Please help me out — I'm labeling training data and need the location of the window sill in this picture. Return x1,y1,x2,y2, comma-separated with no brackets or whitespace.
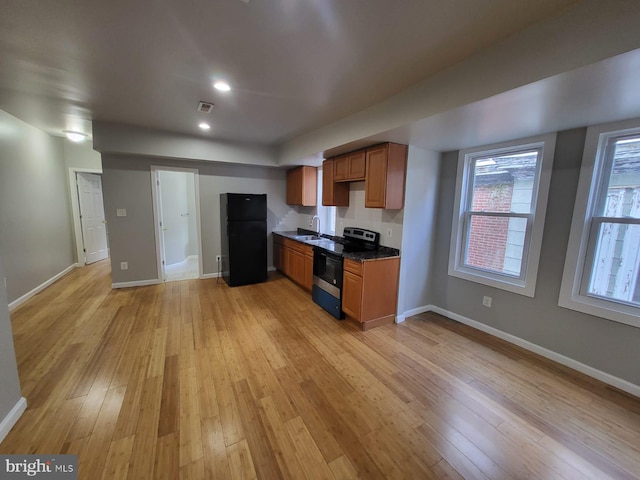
558,293,640,329
448,266,536,297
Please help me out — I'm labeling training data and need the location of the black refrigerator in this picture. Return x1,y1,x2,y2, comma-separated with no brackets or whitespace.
220,193,268,286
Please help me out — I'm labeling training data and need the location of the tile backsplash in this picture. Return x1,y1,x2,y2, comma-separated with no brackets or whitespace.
336,182,403,250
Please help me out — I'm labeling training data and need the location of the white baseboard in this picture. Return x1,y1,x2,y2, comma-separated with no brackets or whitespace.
8,264,77,311
111,279,161,289
201,272,220,279
202,266,275,280
396,305,431,324
0,397,27,444
405,304,640,399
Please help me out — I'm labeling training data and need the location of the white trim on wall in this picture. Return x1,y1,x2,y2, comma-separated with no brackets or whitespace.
0,397,27,444
201,273,221,279
202,266,277,280
401,304,640,399
111,279,161,289
8,264,77,311
68,167,104,266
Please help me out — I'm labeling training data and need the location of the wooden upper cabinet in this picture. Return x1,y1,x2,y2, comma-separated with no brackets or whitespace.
286,166,317,206
322,159,349,206
365,143,408,209
334,155,348,182
347,150,366,180
334,150,366,182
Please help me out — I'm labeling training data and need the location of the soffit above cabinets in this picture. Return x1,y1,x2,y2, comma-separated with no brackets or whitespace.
3,0,640,166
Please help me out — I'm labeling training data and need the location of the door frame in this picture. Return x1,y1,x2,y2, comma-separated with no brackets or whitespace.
150,166,203,281
68,167,104,266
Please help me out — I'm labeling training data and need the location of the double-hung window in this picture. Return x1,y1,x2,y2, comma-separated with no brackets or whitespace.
559,120,640,327
449,134,556,296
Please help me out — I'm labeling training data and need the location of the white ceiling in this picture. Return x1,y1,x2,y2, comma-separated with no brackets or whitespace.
0,0,640,163
0,0,577,146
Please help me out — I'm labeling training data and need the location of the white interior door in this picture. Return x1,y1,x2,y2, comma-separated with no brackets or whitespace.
77,172,108,264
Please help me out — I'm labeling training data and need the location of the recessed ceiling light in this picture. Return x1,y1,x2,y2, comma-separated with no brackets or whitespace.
213,81,231,92
199,122,211,130
63,130,87,142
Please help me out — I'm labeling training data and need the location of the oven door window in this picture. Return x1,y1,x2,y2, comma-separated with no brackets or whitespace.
314,250,343,288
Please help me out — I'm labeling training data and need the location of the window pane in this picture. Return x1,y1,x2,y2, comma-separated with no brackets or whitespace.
588,222,640,306
470,150,539,213
464,215,526,277
602,137,640,219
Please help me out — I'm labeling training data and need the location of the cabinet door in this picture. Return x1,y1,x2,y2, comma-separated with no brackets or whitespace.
283,247,293,277
342,271,363,321
334,155,348,181
303,254,313,291
365,145,388,208
273,241,283,271
322,159,349,206
286,168,302,205
292,250,305,285
347,151,366,180
287,166,317,206
300,167,317,206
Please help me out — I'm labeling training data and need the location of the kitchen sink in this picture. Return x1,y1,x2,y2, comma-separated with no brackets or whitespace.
293,234,323,241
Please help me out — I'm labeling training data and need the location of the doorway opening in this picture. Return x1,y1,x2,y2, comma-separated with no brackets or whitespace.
151,166,202,282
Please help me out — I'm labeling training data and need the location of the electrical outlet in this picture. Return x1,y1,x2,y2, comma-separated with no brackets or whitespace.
386,228,393,237
309,217,313,227
482,296,492,307
216,255,221,263
120,262,128,270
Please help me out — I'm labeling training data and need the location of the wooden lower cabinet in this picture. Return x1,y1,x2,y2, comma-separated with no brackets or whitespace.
274,235,314,291
303,253,313,291
342,270,363,319
342,256,400,330
273,237,284,272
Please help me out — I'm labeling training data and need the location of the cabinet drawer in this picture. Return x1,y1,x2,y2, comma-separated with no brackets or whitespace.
343,258,362,276
283,237,313,255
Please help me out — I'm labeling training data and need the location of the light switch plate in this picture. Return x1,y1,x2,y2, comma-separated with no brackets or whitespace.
116,208,127,217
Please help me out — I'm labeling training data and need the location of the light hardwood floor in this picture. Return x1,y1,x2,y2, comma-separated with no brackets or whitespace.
2,260,640,479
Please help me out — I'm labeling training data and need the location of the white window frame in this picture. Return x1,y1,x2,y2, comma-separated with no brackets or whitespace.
559,119,640,328
448,133,556,297
316,167,336,235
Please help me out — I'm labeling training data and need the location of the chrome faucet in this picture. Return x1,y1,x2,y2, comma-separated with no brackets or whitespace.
311,215,321,234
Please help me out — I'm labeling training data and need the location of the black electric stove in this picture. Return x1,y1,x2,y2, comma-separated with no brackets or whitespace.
311,227,380,319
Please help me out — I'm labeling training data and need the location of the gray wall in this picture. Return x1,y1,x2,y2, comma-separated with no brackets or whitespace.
0,258,23,430
398,146,440,317
63,141,102,170
102,155,301,284
430,128,640,385
0,110,75,303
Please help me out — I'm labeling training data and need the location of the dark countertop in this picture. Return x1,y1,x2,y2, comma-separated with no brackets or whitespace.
272,229,399,261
